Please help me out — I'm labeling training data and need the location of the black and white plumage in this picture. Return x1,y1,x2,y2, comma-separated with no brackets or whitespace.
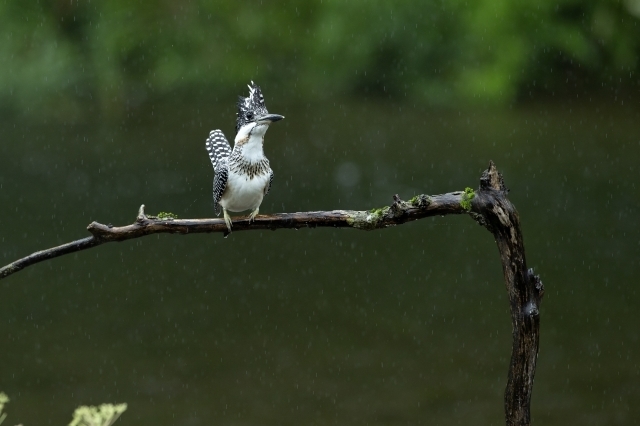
235,83,269,134
205,81,284,232
205,129,232,171
205,130,231,216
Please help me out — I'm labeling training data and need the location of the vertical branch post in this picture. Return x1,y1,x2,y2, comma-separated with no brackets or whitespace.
473,161,544,426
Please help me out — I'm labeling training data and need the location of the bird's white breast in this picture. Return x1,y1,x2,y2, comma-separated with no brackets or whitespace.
219,170,269,212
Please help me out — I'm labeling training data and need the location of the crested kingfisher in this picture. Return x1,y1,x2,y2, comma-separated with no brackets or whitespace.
205,81,284,232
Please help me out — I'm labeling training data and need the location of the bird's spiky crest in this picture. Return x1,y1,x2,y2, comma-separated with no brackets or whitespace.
236,81,269,133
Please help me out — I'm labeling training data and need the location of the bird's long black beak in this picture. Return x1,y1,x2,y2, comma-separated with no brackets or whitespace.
257,114,284,124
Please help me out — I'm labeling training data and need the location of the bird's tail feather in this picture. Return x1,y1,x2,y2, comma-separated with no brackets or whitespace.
205,129,232,170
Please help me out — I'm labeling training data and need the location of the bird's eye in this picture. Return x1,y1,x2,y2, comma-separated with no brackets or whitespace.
246,112,253,120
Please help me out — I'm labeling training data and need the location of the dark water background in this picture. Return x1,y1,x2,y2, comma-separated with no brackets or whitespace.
1,98,638,425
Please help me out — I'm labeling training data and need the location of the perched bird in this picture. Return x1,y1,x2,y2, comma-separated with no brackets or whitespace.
205,81,284,232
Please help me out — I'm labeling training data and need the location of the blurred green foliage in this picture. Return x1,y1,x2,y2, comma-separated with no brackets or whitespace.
0,0,638,117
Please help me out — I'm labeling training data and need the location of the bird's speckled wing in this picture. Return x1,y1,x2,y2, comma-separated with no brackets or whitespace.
265,170,274,195
212,163,228,216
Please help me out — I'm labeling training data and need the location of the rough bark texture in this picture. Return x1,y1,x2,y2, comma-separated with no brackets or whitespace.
0,162,543,426
472,161,544,426
0,192,466,279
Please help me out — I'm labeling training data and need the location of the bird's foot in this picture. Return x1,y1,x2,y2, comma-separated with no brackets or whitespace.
223,209,233,233
248,208,259,223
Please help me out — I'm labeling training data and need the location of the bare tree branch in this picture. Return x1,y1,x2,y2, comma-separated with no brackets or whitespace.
0,161,543,426
0,191,464,280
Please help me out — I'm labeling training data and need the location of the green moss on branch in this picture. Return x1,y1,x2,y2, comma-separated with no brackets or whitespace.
460,187,475,211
